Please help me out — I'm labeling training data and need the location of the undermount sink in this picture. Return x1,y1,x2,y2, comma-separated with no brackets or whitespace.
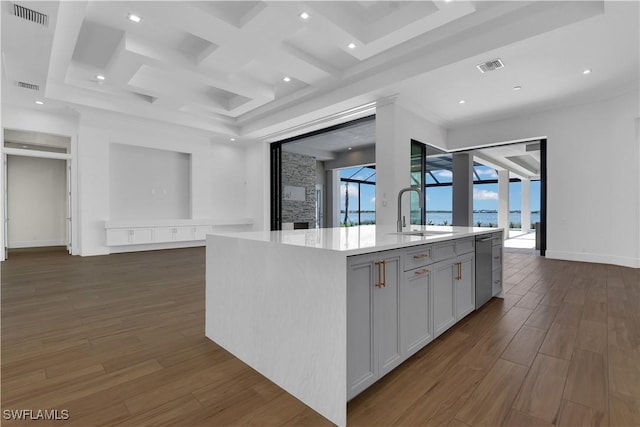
389,230,452,237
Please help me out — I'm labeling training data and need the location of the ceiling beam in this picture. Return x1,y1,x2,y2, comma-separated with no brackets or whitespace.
473,152,530,180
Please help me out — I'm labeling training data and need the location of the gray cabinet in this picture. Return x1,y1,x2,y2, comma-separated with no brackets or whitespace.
491,236,503,296
433,259,456,337
401,262,433,358
348,236,481,399
432,238,476,338
455,252,475,319
347,250,402,400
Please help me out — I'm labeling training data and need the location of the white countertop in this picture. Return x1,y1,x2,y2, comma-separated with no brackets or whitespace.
210,225,503,256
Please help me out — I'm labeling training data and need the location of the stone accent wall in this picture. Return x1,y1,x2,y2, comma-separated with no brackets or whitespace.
282,151,316,228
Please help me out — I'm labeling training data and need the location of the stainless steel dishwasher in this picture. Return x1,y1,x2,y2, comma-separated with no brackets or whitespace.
475,234,495,309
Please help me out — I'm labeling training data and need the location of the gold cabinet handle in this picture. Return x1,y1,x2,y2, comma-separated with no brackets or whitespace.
374,261,382,288
381,260,387,288
413,253,430,259
414,268,430,276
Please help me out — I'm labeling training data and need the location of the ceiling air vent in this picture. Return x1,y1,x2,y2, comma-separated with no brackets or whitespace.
13,3,48,26
476,58,504,74
17,81,40,91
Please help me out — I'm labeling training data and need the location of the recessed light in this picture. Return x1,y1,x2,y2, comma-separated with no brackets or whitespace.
299,12,310,20
35,101,44,105
230,138,236,142
347,147,353,151
348,43,356,49
513,85,522,91
583,69,592,75
283,76,291,82
127,13,141,23
96,74,105,81
458,100,466,104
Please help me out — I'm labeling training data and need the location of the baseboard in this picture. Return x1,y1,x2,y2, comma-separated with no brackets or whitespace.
79,248,110,257
8,240,66,249
108,240,205,254
545,250,640,269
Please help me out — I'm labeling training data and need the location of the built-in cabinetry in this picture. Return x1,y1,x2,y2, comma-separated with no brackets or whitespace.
104,219,253,246
401,246,434,358
475,231,504,309
491,235,503,296
347,249,403,400
347,236,475,400
432,238,476,338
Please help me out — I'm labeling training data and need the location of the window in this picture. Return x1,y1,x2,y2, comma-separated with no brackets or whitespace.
339,166,376,226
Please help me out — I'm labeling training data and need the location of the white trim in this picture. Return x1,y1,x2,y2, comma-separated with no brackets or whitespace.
8,240,66,249
545,250,640,269
2,147,71,160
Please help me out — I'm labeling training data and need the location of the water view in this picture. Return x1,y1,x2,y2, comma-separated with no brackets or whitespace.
340,211,541,228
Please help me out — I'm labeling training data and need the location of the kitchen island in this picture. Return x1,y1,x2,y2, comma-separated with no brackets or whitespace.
205,225,503,426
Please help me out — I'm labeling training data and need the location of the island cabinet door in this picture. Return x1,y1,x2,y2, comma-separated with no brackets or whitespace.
346,250,403,400
347,254,377,400
432,259,456,338
375,253,403,378
454,253,476,321
401,267,433,358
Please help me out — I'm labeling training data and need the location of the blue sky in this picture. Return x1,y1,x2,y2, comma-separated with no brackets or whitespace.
340,166,541,212
425,181,541,211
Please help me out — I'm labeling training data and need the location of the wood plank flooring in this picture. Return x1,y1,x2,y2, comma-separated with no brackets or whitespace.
1,247,638,426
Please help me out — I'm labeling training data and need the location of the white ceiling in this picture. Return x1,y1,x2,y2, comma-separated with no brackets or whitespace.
1,1,638,141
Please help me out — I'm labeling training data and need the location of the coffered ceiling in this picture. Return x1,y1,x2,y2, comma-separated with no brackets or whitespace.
2,1,638,141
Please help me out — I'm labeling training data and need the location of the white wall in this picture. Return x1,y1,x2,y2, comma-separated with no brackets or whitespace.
78,110,252,256
7,156,66,248
448,90,640,268
110,144,191,220
375,101,447,227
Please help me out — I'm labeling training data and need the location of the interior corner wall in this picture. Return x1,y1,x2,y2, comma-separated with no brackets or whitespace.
375,102,447,227
447,90,640,268
77,112,250,256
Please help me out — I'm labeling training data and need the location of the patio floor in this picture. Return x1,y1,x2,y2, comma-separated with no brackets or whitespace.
504,229,536,250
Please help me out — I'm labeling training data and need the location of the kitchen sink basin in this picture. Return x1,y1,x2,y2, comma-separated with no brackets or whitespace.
389,230,451,237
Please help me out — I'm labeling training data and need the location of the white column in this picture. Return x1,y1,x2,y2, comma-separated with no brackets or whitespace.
521,178,531,232
498,170,510,233
375,101,411,227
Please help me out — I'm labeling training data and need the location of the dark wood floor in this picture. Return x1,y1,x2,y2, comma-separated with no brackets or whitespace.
1,246,638,426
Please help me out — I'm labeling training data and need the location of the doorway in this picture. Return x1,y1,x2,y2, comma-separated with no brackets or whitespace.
2,130,72,259
270,115,375,230
410,138,547,256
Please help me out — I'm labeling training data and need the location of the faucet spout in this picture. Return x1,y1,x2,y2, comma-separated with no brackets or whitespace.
397,187,424,232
